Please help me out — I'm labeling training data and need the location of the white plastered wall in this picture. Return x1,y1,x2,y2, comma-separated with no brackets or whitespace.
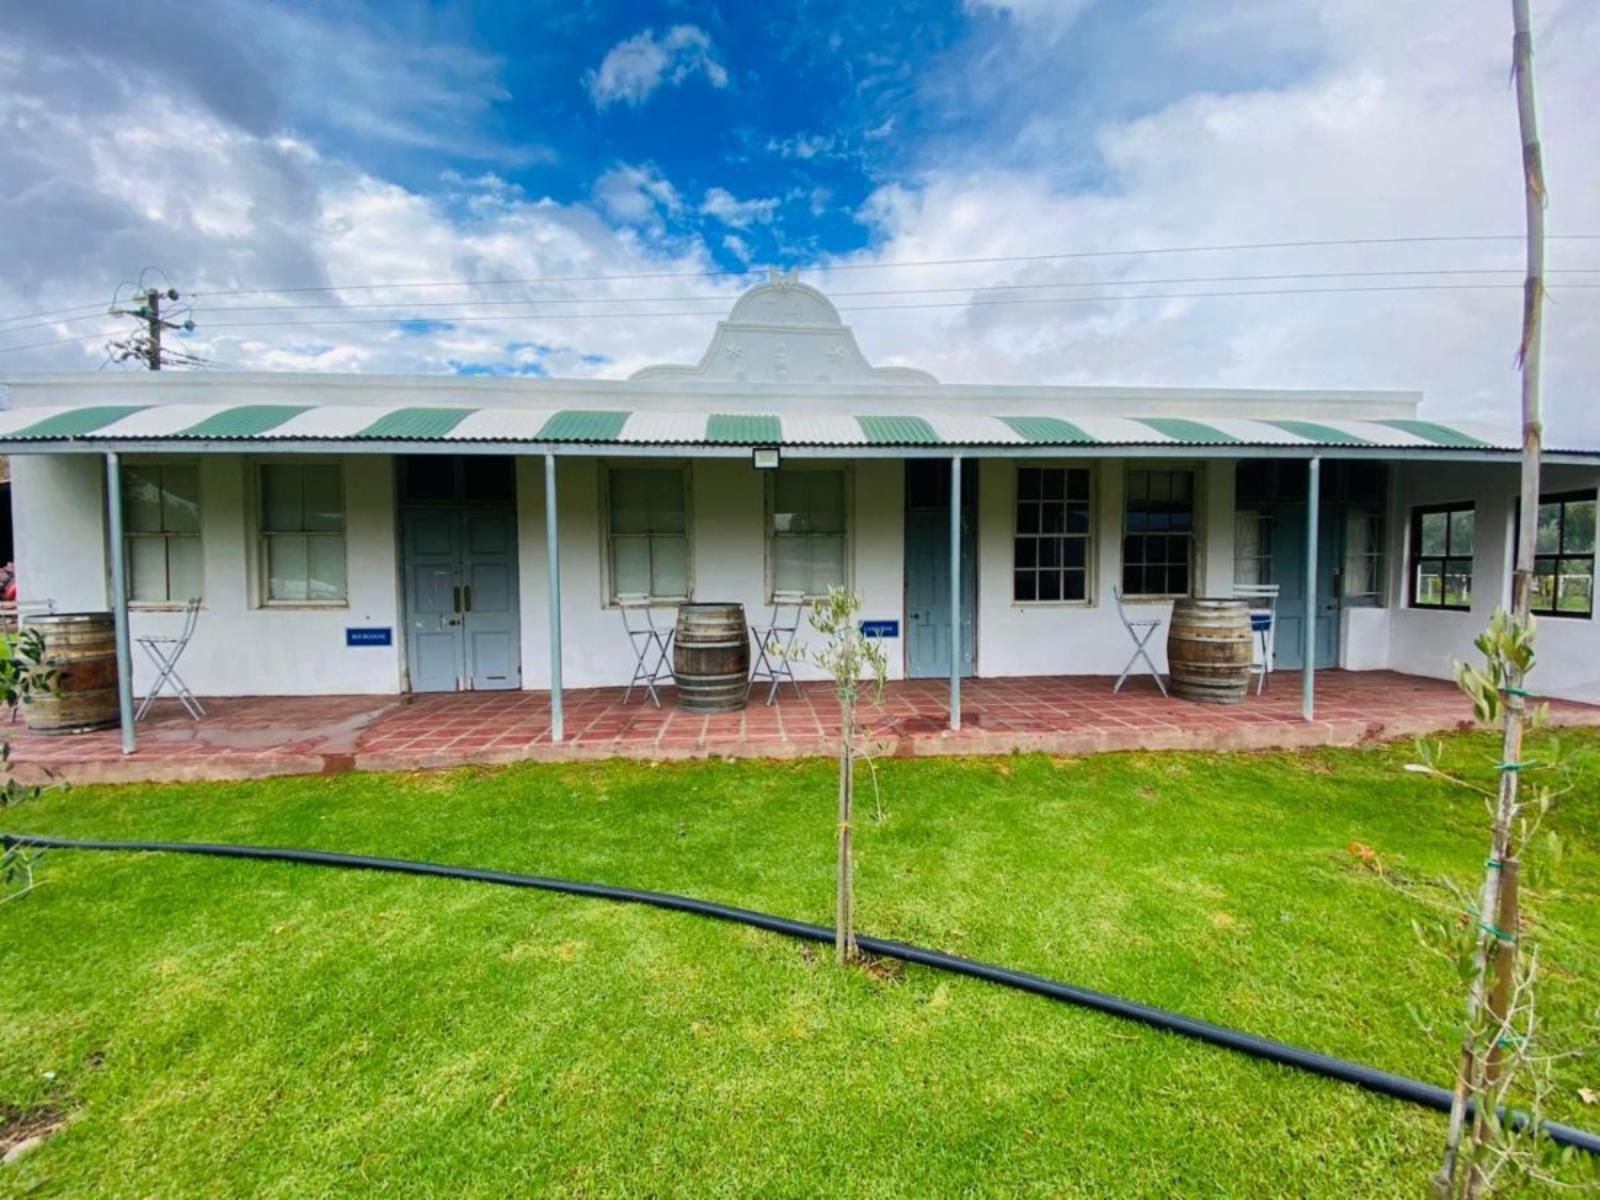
12,453,404,697
1385,460,1600,703
515,455,908,689
974,457,1230,677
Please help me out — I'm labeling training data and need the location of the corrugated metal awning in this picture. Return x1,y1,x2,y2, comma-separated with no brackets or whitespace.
0,404,1522,451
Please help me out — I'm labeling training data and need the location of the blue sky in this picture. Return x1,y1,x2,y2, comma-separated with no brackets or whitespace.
2,1,1599,439
279,1,1321,272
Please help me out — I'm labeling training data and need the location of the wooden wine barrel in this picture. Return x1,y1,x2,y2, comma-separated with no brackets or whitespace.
1166,598,1253,705
23,612,121,734
672,603,750,714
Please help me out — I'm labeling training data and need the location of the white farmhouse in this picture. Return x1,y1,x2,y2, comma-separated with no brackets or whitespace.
2,276,1596,748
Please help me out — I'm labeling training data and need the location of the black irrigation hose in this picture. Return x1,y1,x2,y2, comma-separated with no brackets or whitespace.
8,831,1599,1157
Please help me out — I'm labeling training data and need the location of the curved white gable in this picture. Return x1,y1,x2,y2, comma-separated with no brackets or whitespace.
630,270,937,385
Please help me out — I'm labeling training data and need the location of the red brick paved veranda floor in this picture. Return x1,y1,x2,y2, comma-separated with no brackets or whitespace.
9,670,1599,786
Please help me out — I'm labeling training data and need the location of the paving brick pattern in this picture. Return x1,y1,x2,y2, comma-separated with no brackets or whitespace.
8,670,1597,786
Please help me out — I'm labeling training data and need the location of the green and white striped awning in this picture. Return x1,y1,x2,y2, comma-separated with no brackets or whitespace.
0,404,1521,451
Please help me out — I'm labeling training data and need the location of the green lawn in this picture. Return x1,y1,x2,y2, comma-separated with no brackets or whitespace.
3,733,1599,1197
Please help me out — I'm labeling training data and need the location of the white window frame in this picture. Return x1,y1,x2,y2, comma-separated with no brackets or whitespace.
1011,461,1095,607
252,457,350,609
600,461,694,606
1121,463,1202,600
764,463,853,602
120,457,204,609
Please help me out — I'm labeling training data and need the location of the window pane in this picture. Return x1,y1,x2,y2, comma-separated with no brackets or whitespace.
1013,539,1036,569
1017,503,1040,534
1444,562,1472,607
1448,508,1475,555
1014,571,1036,602
123,467,164,533
168,536,203,602
612,536,651,596
302,465,343,533
1415,562,1442,606
1167,563,1189,596
1064,538,1087,569
1557,558,1593,614
1017,468,1041,501
811,534,846,591
306,535,347,602
1066,502,1090,534
1037,570,1061,601
128,538,170,602
1124,535,1145,566
809,472,846,533
774,537,808,594
1419,512,1448,556
1063,569,1087,601
1536,502,1562,554
1565,499,1595,553
1235,511,1261,559
267,535,310,602
1038,538,1061,568
162,465,201,533
1066,469,1089,501
261,465,302,533
1122,564,1144,595
1531,559,1557,612
650,535,688,597
1041,469,1065,501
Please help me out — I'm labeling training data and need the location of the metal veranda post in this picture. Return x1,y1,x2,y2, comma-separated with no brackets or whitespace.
104,452,137,753
949,453,962,731
544,453,564,743
1302,456,1321,722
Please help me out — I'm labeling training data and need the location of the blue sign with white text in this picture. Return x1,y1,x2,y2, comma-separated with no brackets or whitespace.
860,620,900,639
346,627,393,647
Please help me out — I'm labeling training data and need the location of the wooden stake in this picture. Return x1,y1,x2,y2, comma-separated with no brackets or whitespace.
836,685,856,966
1438,6,1545,1194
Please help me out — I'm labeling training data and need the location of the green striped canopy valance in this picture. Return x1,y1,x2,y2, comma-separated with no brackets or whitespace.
0,404,1515,451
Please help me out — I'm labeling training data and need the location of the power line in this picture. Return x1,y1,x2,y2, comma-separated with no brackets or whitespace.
7,279,1600,356
172,267,1600,318
6,232,1600,327
179,233,1600,300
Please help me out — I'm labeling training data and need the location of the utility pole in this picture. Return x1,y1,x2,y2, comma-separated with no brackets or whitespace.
107,278,195,371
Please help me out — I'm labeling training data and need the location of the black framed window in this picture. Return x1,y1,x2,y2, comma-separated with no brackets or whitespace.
1122,468,1194,597
1531,491,1595,618
1014,466,1091,602
1409,503,1474,610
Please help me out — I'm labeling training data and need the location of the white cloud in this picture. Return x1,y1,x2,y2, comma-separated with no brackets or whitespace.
699,187,778,229
767,133,836,160
0,47,741,379
963,0,1095,36
585,25,729,110
824,0,1600,444
722,234,753,263
592,163,682,227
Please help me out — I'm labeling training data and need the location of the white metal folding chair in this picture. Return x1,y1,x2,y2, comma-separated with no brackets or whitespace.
136,596,205,720
748,591,807,705
1112,586,1169,698
1234,583,1280,695
619,594,674,707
